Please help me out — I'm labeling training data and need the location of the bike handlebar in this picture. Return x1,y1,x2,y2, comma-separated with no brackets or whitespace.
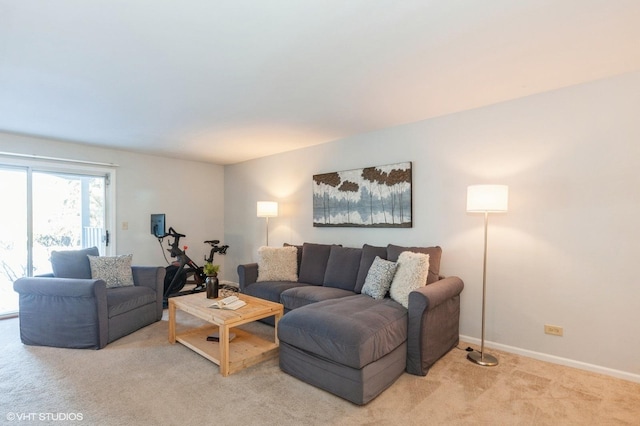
167,227,185,238
161,227,228,260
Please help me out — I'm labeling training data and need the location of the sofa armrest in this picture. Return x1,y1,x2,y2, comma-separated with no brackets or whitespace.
13,277,109,349
406,276,464,376
132,266,166,320
14,277,107,298
36,273,55,278
237,263,259,293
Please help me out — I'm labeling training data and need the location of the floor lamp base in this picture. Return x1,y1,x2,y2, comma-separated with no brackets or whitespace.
467,351,498,366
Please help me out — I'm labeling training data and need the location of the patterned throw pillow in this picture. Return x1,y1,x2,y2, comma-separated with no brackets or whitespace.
87,254,135,288
257,246,298,282
361,256,398,300
389,251,430,308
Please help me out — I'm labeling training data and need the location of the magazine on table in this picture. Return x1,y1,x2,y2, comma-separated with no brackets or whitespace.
209,295,246,310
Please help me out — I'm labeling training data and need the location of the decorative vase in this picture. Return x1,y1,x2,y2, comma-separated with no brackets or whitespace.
206,274,219,299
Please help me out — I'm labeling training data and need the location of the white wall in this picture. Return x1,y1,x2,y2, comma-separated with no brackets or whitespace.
0,133,228,277
224,71,640,379
3,70,637,379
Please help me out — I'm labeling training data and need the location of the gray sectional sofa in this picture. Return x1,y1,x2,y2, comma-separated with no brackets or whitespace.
238,242,464,405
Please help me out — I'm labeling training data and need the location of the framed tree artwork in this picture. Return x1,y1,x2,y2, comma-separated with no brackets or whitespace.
313,162,412,228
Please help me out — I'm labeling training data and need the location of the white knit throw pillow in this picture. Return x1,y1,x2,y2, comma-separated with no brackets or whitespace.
389,251,430,308
257,246,298,282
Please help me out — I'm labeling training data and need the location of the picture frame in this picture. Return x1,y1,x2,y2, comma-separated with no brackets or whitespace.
313,162,412,228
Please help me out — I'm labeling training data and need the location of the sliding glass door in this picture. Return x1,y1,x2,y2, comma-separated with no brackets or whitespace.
32,171,107,275
0,162,113,316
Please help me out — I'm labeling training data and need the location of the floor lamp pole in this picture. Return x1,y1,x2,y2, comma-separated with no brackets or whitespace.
265,217,270,246
257,201,278,247
468,211,499,366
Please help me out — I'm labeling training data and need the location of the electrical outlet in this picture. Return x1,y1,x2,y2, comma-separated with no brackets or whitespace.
122,221,129,230
544,324,563,336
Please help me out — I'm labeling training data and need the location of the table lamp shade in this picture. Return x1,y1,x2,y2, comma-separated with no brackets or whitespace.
467,185,508,213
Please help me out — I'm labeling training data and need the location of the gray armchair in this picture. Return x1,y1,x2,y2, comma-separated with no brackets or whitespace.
13,247,165,349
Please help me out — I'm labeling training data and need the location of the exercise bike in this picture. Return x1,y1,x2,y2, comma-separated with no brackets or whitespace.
160,227,228,306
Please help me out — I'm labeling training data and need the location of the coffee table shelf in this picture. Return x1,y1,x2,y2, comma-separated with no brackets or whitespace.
169,293,283,376
175,325,279,375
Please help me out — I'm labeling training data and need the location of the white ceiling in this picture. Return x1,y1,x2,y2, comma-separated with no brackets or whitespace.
1,0,639,165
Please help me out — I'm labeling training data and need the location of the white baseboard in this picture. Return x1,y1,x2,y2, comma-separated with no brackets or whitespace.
459,335,640,384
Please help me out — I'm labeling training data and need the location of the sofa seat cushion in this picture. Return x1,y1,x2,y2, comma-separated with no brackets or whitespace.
280,286,355,310
107,286,156,318
243,281,310,304
278,295,407,369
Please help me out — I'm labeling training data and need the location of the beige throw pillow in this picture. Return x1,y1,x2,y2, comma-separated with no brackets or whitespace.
257,246,298,282
389,251,430,308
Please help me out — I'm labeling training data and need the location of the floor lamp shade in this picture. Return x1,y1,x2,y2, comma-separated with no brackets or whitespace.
466,184,508,367
257,201,278,218
257,201,278,246
467,185,508,213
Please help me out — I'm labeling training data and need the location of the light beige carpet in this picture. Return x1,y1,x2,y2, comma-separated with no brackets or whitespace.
1,312,638,425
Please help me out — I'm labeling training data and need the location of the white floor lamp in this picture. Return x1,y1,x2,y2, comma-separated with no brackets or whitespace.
466,184,508,367
257,201,278,246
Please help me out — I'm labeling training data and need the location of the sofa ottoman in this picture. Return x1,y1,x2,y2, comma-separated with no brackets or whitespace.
278,294,408,405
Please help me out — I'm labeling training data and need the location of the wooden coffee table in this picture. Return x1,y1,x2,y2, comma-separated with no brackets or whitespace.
168,292,283,376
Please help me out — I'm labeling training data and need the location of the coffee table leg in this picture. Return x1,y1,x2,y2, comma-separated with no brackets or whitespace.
219,325,230,376
274,311,282,345
168,300,176,344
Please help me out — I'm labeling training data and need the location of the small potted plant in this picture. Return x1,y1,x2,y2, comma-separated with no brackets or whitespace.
203,262,220,277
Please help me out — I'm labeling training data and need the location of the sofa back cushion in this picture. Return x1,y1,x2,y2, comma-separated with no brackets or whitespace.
298,243,336,285
323,246,362,291
354,244,388,293
283,243,303,275
51,246,100,279
387,244,442,284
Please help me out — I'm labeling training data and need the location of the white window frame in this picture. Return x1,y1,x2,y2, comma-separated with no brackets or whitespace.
0,156,117,273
